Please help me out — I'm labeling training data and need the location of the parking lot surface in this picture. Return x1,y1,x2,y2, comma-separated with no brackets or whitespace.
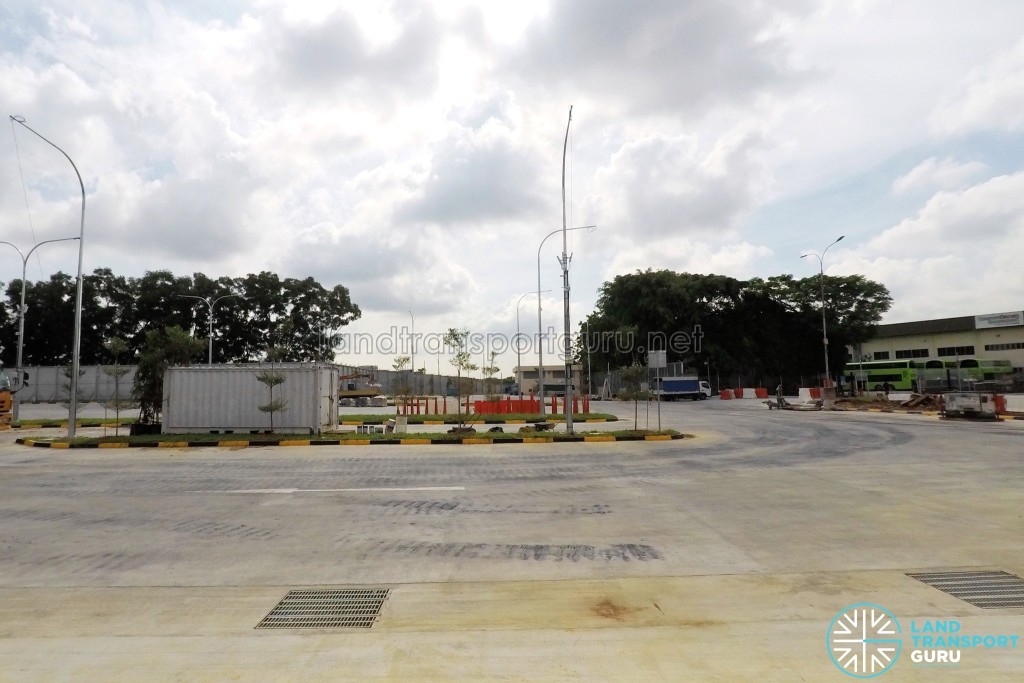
1,399,1022,681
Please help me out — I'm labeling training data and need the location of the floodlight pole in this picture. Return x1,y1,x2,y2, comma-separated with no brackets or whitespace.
10,115,86,437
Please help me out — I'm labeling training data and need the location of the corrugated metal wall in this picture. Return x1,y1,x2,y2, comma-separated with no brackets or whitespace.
13,365,138,403
162,364,338,434
13,363,491,403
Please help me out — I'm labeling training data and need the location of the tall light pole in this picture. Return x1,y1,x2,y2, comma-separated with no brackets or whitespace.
178,294,242,365
0,237,80,421
408,310,415,396
10,115,86,437
537,224,595,416
516,290,549,392
801,235,845,391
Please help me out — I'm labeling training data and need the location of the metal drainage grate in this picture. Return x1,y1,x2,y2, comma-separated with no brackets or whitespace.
907,570,1024,609
256,588,390,629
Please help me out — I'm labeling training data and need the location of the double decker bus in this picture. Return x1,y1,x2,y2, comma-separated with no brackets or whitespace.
846,358,1014,393
844,360,920,391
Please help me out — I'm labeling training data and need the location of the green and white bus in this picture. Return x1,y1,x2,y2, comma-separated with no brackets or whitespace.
844,360,921,391
845,358,1014,392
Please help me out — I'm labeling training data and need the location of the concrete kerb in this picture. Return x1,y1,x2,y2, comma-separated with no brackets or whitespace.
15,433,692,449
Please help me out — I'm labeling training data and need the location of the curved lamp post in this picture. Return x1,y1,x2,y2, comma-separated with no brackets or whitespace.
0,237,81,421
801,235,845,390
537,225,595,416
10,115,86,437
178,294,243,365
516,290,549,392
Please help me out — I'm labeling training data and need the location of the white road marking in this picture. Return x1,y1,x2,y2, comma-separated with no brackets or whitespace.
192,486,466,494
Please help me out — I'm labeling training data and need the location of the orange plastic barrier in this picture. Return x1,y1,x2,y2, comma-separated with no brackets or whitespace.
809,387,821,399
994,394,1007,414
720,390,733,400
755,388,768,399
733,388,744,398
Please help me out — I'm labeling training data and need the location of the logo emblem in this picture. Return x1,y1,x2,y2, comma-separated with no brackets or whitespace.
827,603,902,678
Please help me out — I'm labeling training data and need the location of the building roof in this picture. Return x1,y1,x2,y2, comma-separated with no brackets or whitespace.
874,310,1024,338
875,316,976,338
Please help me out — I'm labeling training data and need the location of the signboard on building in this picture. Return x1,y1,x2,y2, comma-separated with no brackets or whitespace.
648,350,667,369
974,311,1024,329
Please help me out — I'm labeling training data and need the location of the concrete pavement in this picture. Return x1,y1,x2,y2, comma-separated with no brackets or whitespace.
1,399,1022,680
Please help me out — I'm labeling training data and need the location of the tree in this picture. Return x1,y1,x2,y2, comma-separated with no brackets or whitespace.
392,355,411,410
102,337,137,435
256,348,288,432
443,328,478,430
618,364,650,431
581,269,892,387
481,350,501,400
133,326,206,424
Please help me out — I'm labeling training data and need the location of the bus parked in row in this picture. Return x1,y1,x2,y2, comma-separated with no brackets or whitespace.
843,358,1014,392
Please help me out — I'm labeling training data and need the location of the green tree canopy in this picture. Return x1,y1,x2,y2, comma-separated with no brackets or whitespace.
0,268,361,366
579,269,892,385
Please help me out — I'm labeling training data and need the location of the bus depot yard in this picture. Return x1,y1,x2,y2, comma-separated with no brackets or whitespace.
2,395,1024,681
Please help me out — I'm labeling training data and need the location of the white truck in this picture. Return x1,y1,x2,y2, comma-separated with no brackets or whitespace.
654,375,713,401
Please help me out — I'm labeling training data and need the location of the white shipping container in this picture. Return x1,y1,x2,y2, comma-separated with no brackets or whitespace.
162,364,339,434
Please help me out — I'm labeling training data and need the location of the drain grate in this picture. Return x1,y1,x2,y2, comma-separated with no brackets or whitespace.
907,571,1024,609
256,588,390,629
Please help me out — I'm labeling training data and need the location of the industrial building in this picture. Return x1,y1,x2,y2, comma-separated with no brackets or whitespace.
848,310,1024,373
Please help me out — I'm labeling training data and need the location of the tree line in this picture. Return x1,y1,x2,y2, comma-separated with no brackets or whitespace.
0,268,361,366
578,270,892,388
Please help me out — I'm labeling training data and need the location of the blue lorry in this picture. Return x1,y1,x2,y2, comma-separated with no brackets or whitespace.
655,376,713,401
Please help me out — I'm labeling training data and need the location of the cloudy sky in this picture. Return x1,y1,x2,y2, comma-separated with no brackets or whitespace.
3,0,1024,373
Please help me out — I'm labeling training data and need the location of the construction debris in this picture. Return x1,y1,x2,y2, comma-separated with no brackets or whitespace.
900,393,944,410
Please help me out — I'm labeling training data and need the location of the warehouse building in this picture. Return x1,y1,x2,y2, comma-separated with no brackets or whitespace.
848,310,1024,373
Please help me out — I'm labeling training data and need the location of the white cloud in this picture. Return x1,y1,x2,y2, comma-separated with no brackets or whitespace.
930,36,1024,134
891,157,987,195
836,172,1024,321
4,0,1024,373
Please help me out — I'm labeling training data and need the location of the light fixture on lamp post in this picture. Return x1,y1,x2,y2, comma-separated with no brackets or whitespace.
10,115,86,437
178,294,243,365
0,237,80,421
537,225,595,416
801,235,845,393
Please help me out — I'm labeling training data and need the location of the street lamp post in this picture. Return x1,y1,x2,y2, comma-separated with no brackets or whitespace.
178,294,242,365
10,115,86,437
516,290,549,392
0,237,81,421
537,225,595,416
801,235,845,393
408,310,415,396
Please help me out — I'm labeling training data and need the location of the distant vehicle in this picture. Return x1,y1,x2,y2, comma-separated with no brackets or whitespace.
338,372,383,398
655,376,712,401
0,366,11,430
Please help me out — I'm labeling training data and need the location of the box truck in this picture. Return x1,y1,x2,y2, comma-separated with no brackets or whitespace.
655,376,712,401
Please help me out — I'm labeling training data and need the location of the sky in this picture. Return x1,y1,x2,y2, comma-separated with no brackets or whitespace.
2,0,1024,375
